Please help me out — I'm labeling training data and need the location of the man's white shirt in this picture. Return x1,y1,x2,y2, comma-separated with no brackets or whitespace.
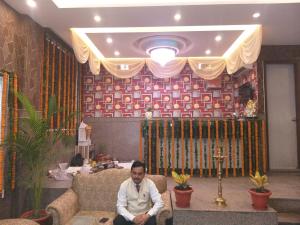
116,177,164,221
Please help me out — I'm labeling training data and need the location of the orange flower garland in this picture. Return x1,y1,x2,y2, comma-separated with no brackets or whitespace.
224,120,228,177
63,53,67,133
240,120,245,176
0,73,9,194
156,120,159,175
50,44,56,129
39,36,45,112
189,119,193,177
199,120,203,177
139,121,143,161
247,121,252,175
255,121,259,172
148,121,152,174
171,120,175,171
262,120,267,173
181,119,184,174
232,120,236,177
44,41,50,119
57,49,62,128
164,120,167,176
207,120,211,177
11,73,18,190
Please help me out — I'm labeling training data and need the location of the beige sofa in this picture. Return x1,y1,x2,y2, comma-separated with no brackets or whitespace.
46,168,173,225
0,219,39,225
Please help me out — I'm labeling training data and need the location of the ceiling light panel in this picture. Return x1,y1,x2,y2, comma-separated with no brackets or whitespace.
52,0,300,8
27,0,37,8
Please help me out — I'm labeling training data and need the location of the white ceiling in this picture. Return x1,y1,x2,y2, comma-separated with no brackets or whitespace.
4,0,300,58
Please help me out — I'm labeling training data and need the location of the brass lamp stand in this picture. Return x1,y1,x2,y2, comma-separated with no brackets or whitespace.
213,147,227,206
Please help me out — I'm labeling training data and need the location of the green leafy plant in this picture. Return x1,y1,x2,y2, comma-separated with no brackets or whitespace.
172,171,191,190
250,171,269,193
7,92,74,218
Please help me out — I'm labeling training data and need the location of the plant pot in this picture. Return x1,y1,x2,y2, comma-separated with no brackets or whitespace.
21,209,51,225
173,187,193,208
248,188,272,210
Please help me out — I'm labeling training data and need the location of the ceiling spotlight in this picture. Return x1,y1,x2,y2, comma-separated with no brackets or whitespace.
252,12,260,18
94,15,101,22
205,49,211,55
106,37,113,44
26,0,37,8
174,13,181,21
215,35,222,42
114,50,120,56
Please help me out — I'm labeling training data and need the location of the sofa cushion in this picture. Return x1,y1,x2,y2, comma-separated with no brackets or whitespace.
65,211,116,225
72,168,167,212
0,219,39,225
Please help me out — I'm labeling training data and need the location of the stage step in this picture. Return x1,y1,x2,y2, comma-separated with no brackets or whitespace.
269,198,300,214
278,212,300,225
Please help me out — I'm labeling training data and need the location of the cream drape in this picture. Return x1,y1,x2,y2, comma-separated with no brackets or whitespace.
71,29,90,64
71,25,262,79
101,58,145,78
89,51,101,75
226,26,262,74
188,57,226,80
146,58,187,78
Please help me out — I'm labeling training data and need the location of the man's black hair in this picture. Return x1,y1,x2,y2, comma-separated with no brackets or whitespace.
131,160,146,172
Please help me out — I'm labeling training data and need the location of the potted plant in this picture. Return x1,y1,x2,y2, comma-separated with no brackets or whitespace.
172,171,193,208
8,92,73,224
248,171,272,210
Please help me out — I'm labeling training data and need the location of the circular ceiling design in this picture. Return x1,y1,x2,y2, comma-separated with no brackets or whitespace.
133,35,192,57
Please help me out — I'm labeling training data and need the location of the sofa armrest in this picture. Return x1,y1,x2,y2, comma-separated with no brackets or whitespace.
157,190,173,225
0,219,39,225
46,189,79,225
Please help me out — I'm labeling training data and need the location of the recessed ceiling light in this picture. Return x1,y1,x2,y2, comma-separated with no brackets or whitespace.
114,51,120,56
106,37,113,44
26,0,37,8
252,12,260,18
205,49,211,55
174,13,181,21
215,35,222,42
94,15,101,22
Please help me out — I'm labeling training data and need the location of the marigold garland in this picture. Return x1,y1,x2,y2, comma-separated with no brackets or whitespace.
232,120,236,177
240,120,245,176
262,120,267,173
247,121,252,175
39,36,45,112
164,120,167,176
0,73,9,194
215,120,219,174
11,73,18,190
148,121,152,174
63,53,67,133
181,119,184,174
190,119,193,176
171,120,175,171
67,54,71,135
50,44,56,129
224,120,228,177
139,121,143,161
255,121,259,172
44,41,50,119
156,120,159,174
199,120,203,177
207,120,211,177
57,49,62,128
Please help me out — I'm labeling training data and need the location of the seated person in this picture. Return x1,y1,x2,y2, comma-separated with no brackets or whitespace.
113,161,164,225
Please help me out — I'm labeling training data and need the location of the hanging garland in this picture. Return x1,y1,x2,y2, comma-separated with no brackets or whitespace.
11,73,18,191
240,120,245,176
171,120,175,171
232,120,236,177
189,119,193,176
156,120,160,175
262,120,267,173
199,120,203,177
224,120,229,177
167,121,171,173
163,120,167,176
0,72,9,195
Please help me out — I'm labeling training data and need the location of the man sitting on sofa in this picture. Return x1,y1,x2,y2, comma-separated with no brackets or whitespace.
113,160,164,225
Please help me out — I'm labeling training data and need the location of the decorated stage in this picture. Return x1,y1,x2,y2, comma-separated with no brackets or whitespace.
167,172,300,225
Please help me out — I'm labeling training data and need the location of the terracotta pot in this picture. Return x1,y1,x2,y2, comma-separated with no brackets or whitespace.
173,187,193,208
21,209,51,225
248,188,272,210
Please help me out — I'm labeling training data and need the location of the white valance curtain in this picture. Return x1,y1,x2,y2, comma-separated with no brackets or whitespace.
71,25,262,80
